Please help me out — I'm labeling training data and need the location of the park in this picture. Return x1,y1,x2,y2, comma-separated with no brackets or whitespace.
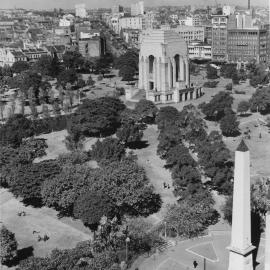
1,48,270,270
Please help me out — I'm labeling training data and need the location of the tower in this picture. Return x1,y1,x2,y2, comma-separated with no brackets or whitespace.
227,140,255,270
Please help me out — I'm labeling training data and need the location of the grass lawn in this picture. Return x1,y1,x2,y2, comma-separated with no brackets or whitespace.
0,189,92,262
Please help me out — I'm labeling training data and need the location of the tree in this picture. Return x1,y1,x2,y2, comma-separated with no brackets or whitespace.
115,50,138,71
164,197,219,238
222,196,233,224
57,69,78,87
119,65,136,82
90,137,126,162
12,61,30,74
225,83,232,91
156,106,179,130
87,75,95,87
0,114,34,147
206,64,218,79
62,51,84,69
42,104,50,118
94,160,162,217
32,55,53,77
41,165,94,214
220,63,237,79
249,87,270,114
73,190,117,230
157,125,182,158
200,91,234,121
0,226,18,265
19,71,42,100
52,101,61,116
232,72,240,85
134,99,158,123
68,97,125,138
172,165,202,196
220,110,239,137
58,151,89,166
9,160,61,205
249,64,269,87
116,120,143,146
237,100,250,115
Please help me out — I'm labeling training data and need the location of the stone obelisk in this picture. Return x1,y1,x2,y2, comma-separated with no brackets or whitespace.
265,212,270,270
228,140,255,270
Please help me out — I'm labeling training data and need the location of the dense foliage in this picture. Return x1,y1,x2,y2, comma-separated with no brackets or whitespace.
67,97,125,139
164,192,219,237
0,226,18,265
200,91,234,121
249,87,270,114
90,138,126,163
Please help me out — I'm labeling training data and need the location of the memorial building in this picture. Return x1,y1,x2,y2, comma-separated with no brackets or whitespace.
138,29,202,104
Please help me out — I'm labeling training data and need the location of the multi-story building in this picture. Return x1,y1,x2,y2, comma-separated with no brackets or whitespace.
211,14,236,62
203,25,213,44
131,1,144,16
172,25,205,44
0,48,27,67
119,16,144,32
112,5,124,14
223,6,235,16
77,28,106,58
227,27,268,66
188,41,212,60
75,4,87,18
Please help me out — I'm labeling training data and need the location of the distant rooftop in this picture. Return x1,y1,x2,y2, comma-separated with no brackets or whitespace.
236,139,249,152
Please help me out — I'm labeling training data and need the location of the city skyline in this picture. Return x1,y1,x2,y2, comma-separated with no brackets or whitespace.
1,0,268,10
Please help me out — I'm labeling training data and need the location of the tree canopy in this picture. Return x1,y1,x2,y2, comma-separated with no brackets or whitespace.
0,226,18,265
68,97,125,138
200,91,234,121
134,99,158,123
0,114,34,147
73,190,117,230
249,87,270,114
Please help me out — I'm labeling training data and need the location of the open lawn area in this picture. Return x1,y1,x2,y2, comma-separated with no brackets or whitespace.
0,188,92,269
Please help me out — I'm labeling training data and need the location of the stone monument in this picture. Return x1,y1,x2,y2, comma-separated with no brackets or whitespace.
138,29,202,104
228,140,255,270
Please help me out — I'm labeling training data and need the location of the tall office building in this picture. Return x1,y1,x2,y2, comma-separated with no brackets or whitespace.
75,4,87,18
131,1,144,16
211,14,236,62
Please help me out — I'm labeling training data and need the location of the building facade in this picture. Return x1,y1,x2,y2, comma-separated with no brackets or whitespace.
119,16,144,32
188,41,212,60
227,27,268,66
131,1,144,16
139,29,202,104
211,15,236,62
172,25,205,44
75,4,87,18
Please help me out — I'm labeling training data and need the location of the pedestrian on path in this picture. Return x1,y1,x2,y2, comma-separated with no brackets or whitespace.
193,260,198,268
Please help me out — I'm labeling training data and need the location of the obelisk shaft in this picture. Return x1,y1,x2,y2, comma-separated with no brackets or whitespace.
228,141,255,270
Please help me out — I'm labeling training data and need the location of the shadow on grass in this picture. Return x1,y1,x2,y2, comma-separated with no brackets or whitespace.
5,246,34,267
127,140,149,149
238,113,252,118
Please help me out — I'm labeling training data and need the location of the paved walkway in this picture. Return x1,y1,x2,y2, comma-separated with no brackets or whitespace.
130,231,265,270
133,125,176,222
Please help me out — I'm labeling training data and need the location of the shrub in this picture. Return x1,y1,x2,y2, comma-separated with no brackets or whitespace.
234,90,246,95
225,83,232,91
0,226,18,265
203,81,219,88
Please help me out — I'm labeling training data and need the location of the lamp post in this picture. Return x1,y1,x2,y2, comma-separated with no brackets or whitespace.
125,237,130,262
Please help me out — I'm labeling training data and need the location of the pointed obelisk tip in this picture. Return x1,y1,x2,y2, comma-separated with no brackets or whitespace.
236,139,249,152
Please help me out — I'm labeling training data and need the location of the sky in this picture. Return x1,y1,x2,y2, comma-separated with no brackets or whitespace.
0,0,268,10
